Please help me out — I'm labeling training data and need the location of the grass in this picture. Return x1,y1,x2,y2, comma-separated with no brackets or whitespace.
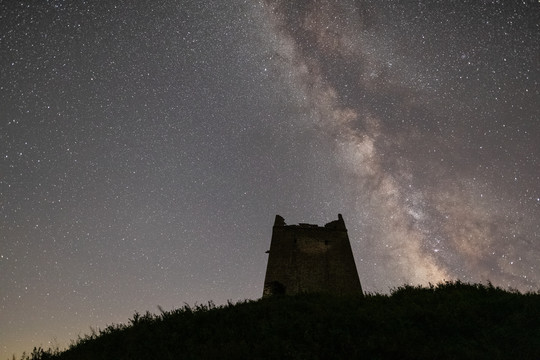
18,281,540,360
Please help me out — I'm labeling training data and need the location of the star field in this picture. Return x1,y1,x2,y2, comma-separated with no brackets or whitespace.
1,1,539,358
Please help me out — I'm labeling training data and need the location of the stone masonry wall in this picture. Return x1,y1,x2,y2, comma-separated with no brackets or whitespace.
263,214,363,297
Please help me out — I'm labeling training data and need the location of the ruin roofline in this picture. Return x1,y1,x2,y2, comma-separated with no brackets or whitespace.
273,214,347,231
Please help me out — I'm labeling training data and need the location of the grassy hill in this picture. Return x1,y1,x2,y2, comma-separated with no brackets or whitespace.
21,281,540,360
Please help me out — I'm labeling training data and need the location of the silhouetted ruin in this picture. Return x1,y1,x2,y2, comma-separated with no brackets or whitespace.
263,214,363,297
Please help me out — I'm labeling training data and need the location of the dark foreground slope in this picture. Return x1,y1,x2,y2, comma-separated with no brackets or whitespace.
24,282,540,360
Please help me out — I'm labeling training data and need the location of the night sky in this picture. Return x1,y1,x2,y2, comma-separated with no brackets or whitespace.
1,0,539,357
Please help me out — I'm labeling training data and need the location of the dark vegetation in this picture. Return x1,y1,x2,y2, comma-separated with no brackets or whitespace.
19,281,540,360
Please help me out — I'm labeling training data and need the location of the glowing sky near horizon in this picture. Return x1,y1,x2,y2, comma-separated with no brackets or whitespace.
1,1,539,358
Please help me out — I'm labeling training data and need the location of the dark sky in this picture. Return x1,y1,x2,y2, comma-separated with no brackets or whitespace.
1,0,539,357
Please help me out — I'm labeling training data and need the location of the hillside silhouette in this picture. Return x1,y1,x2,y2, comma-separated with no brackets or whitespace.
20,281,540,360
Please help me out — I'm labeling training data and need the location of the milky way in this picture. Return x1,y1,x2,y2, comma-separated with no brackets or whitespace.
1,1,539,358
257,0,539,290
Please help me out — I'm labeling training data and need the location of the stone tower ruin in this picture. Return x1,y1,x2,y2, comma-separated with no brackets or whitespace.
263,214,362,297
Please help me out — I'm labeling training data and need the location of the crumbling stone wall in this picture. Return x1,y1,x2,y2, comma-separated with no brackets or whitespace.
263,214,363,297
